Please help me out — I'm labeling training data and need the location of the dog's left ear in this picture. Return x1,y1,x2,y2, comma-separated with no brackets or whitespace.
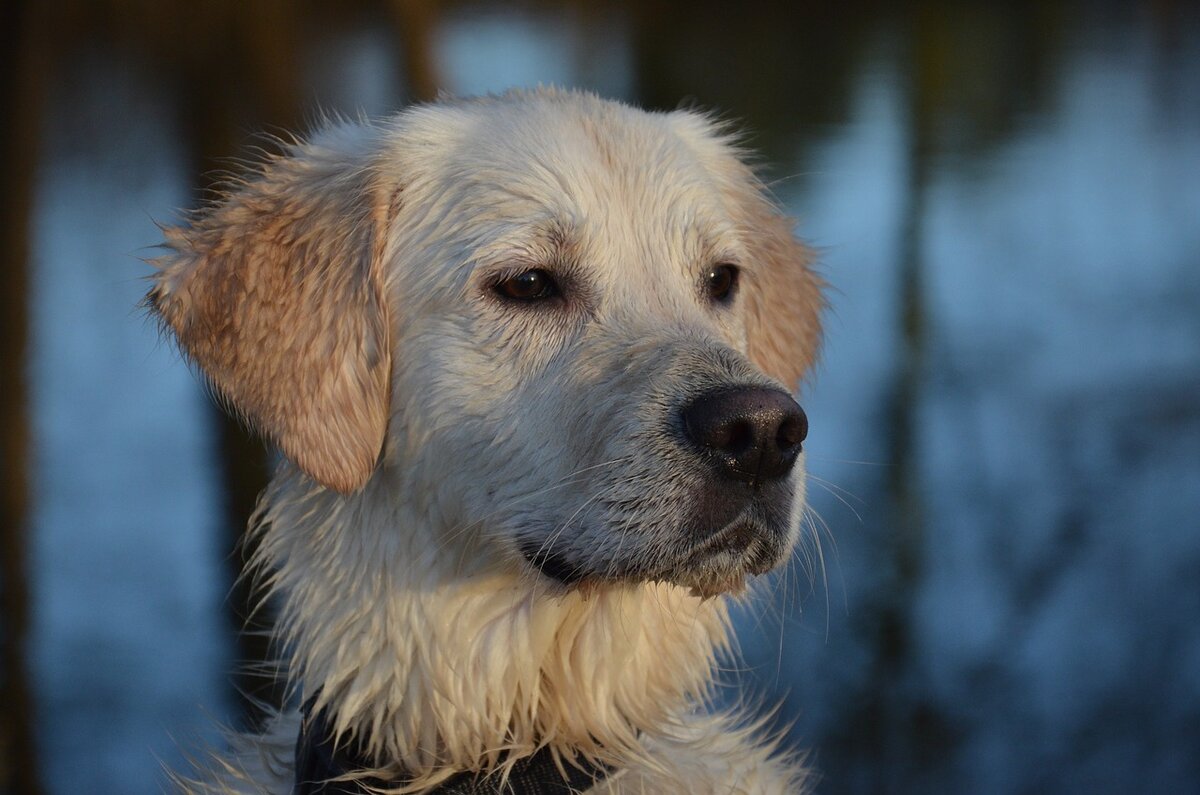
669,111,823,392
147,126,392,494
736,196,824,392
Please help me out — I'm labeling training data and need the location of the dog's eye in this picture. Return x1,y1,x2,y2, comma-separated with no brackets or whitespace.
706,264,739,304
495,269,559,302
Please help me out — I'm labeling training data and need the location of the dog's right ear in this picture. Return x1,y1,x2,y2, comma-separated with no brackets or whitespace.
147,126,392,494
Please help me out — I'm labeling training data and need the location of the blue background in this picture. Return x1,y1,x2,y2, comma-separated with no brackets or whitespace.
3,2,1199,793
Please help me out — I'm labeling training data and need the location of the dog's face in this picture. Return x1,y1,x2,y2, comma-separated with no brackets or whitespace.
150,91,822,598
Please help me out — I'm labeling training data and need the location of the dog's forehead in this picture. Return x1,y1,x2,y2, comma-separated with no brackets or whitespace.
414,96,746,287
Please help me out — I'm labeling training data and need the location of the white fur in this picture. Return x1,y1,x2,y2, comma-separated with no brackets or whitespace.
153,89,823,794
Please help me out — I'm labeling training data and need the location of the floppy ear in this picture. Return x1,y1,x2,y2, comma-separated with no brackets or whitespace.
148,127,392,494
737,196,824,392
668,110,823,392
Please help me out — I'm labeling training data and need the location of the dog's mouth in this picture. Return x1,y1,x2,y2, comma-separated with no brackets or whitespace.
687,519,758,560
519,543,590,588
518,514,788,597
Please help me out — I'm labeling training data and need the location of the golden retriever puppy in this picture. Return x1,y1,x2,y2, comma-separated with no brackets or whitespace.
149,88,823,794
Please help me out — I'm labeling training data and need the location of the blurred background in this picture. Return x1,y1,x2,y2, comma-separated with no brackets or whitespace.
2,1,1199,793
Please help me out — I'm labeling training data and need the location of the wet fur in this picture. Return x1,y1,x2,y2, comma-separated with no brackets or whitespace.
150,89,823,794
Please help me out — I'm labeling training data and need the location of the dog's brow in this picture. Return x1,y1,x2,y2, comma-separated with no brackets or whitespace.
545,219,576,255
470,216,581,271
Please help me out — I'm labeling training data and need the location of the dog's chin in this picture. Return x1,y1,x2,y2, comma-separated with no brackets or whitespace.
673,519,789,598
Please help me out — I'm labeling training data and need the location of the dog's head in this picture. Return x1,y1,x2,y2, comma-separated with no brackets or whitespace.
150,90,822,598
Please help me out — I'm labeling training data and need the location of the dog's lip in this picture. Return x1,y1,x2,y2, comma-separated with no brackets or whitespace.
689,519,759,560
518,540,588,587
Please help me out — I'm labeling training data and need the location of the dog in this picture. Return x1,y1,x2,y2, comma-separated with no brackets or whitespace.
148,88,823,794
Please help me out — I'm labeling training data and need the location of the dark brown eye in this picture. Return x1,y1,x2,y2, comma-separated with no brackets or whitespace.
706,264,739,304
495,269,558,302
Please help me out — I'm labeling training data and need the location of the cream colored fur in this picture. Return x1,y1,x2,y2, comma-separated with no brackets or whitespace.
151,89,823,794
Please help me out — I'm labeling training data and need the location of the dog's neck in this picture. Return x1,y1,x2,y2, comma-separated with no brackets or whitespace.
253,469,731,781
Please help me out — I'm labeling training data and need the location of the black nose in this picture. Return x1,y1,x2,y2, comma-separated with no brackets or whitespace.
681,387,808,483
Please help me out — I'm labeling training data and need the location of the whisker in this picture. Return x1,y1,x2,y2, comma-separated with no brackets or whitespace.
806,511,831,642
805,473,865,506
804,505,846,619
805,455,886,467
526,487,612,575
807,476,865,524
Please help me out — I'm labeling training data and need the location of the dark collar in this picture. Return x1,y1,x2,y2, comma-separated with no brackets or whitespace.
293,698,613,794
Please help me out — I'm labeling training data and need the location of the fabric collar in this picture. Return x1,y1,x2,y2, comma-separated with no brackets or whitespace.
292,698,613,794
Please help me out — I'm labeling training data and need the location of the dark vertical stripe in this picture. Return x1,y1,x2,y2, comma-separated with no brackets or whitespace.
0,2,46,793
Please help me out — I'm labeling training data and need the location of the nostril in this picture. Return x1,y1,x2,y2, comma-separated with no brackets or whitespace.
776,410,808,450
684,409,753,454
717,420,753,454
